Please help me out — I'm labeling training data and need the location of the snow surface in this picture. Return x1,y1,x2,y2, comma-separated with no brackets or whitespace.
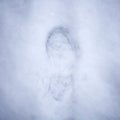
0,0,120,120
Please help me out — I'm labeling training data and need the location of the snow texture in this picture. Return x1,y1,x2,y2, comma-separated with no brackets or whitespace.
0,0,120,120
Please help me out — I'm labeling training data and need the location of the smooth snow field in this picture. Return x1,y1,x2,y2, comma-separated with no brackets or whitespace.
0,0,120,120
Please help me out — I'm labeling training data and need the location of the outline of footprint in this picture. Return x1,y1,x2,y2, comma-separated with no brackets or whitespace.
45,26,77,101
